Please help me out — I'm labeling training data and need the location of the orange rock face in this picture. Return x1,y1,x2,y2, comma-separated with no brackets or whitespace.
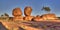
33,14,58,21
13,16,23,21
24,6,32,16
24,16,34,21
12,8,22,16
24,6,33,21
41,14,58,20
33,15,43,21
12,8,23,21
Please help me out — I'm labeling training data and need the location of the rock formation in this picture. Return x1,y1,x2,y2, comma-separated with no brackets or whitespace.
0,20,43,30
0,7,60,30
33,14,58,21
12,8,23,21
33,15,43,21
41,14,58,20
24,6,34,21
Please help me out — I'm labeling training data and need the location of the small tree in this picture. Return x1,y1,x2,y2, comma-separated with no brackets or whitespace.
4,13,9,17
1,15,3,17
1,13,9,20
42,6,51,14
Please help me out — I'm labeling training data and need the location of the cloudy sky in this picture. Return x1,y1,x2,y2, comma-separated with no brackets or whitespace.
0,0,60,17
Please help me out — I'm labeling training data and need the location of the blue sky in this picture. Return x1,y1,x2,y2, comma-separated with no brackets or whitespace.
0,0,60,17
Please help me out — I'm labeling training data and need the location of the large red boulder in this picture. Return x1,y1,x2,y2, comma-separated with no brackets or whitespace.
24,6,34,21
12,8,23,21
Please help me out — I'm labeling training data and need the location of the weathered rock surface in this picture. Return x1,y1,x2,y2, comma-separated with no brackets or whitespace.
33,15,43,21
24,6,34,21
33,14,58,21
0,22,8,30
12,8,22,16
24,6,32,16
41,14,58,20
13,16,23,21
24,16,34,21
12,8,23,21
0,20,60,30
0,20,42,30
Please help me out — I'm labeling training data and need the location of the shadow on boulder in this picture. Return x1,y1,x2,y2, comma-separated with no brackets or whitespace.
0,22,8,30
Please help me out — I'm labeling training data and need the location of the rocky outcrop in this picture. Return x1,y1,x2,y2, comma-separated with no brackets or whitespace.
12,8,23,21
33,14,58,21
12,7,58,21
24,6,34,21
0,20,43,30
24,6,32,16
41,14,58,20
24,16,34,21
33,15,43,21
